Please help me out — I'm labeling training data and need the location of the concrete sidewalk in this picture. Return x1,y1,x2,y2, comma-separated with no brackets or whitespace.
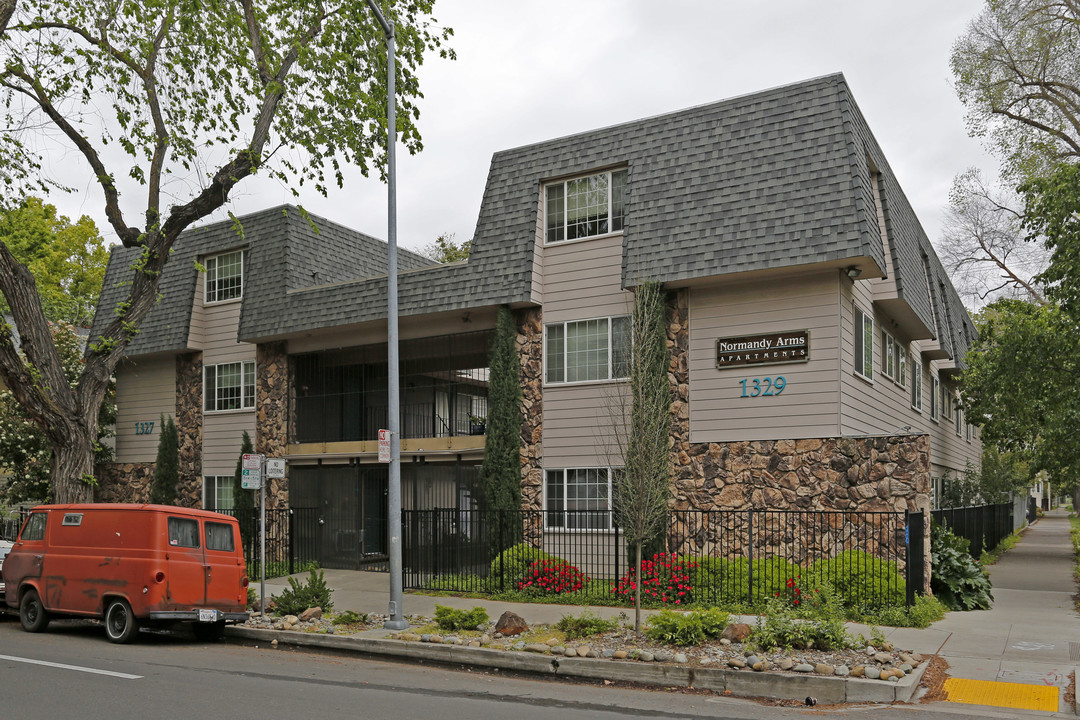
259,509,1080,714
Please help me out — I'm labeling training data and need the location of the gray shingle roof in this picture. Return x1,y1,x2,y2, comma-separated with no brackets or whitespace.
92,74,973,362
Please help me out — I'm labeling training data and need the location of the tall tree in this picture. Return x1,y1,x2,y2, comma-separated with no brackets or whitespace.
419,232,470,263
0,322,114,503
479,306,522,557
232,430,256,555
0,0,453,502
938,169,1049,307
0,197,109,326
952,0,1080,180
607,281,672,632
150,415,179,505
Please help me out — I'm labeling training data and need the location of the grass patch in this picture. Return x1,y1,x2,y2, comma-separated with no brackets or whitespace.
1070,515,1080,610
979,528,1025,566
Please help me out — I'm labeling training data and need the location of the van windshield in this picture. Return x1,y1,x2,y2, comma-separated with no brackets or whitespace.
205,522,235,551
21,513,46,541
168,517,200,548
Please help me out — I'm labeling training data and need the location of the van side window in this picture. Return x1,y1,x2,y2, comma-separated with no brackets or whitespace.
205,522,235,552
21,513,46,541
168,517,200,548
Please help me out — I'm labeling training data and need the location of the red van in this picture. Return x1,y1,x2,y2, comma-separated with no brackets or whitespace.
2,504,249,643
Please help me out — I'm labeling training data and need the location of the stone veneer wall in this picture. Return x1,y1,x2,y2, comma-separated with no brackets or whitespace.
175,352,203,507
663,289,932,592
256,341,289,509
516,308,544,544
95,462,154,503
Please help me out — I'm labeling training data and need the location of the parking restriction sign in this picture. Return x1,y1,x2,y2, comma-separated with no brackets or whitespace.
378,429,390,463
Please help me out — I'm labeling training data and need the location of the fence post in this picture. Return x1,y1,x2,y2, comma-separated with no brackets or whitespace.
906,511,925,607
288,510,295,576
747,509,754,605
498,509,505,593
614,518,620,586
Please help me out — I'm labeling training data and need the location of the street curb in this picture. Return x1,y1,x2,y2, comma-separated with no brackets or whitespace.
225,626,927,704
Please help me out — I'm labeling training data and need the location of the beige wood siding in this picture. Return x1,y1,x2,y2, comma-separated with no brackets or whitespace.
202,299,250,365
540,233,632,467
187,270,206,348
689,271,842,443
202,411,257,476
115,356,176,463
840,281,980,475
530,186,544,303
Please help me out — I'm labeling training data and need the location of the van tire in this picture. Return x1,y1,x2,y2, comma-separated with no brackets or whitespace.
192,620,226,642
19,589,49,633
104,599,139,644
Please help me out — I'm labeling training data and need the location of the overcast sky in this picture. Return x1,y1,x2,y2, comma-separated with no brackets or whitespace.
53,0,997,257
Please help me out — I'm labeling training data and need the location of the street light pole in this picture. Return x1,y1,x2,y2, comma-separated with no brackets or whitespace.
365,0,408,631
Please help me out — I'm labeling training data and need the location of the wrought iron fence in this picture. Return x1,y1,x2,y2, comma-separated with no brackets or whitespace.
215,507,319,579
0,507,31,542
402,508,911,608
931,502,1013,558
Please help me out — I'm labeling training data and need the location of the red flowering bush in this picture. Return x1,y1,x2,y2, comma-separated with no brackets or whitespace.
612,553,697,605
518,559,588,594
774,575,819,608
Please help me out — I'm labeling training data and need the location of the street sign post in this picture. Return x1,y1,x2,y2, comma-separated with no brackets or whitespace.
241,453,267,612
241,453,263,490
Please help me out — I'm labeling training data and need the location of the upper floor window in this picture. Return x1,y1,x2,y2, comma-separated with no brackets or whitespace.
205,250,244,303
941,382,952,420
546,316,630,384
853,305,873,380
929,373,939,420
205,360,255,412
545,169,627,244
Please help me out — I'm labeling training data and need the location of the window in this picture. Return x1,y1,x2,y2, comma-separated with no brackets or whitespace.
941,382,952,420
545,316,630,383
911,359,923,412
168,517,200,548
545,468,613,530
929,374,939,420
966,423,973,442
955,400,963,436
205,250,244,303
21,512,46,541
853,305,873,380
898,348,907,387
203,476,234,510
205,522,235,551
204,361,255,411
881,330,895,379
545,169,627,243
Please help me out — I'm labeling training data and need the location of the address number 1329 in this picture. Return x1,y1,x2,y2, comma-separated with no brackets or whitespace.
739,376,786,397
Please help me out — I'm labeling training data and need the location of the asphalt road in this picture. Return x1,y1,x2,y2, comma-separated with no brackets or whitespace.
0,617,1012,720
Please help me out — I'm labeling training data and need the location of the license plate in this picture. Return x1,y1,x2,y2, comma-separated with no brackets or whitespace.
198,609,219,622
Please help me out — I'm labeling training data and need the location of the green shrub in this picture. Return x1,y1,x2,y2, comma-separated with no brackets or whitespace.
434,605,489,631
333,610,367,625
271,567,333,615
930,523,993,611
753,595,856,651
425,574,490,593
859,595,946,628
806,550,905,609
554,611,619,640
490,543,562,585
645,608,730,645
688,556,799,605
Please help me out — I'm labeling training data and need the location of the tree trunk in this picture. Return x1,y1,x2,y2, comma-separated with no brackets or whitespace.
634,541,642,633
48,420,96,504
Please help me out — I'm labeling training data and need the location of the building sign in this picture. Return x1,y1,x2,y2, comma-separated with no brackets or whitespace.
715,330,809,368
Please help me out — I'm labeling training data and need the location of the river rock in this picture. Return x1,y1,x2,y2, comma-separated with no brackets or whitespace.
814,663,834,675
524,643,549,653
865,666,881,680
794,664,814,673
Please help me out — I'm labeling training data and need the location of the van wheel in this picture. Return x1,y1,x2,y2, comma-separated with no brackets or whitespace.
104,599,139,644
192,620,226,642
19,589,50,633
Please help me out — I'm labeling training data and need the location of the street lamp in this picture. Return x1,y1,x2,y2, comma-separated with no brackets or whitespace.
364,0,408,631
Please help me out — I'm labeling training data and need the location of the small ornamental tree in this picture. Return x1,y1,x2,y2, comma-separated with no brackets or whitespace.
232,431,256,556
479,305,523,560
606,281,674,631
150,415,179,505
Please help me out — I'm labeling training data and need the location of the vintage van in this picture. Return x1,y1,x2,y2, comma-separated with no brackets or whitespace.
2,503,249,643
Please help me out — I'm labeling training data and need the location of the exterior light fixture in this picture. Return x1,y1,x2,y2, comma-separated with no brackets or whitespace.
845,266,862,279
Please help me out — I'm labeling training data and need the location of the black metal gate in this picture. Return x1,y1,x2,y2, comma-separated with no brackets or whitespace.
289,464,388,570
